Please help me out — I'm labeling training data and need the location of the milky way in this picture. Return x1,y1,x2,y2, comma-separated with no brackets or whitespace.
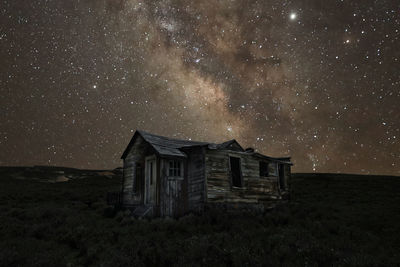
1,0,399,175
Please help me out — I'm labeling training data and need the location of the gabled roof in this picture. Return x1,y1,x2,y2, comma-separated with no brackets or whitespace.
121,130,292,165
215,139,244,151
121,130,210,159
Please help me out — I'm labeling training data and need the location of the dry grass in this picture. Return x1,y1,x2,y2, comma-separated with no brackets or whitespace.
0,167,399,266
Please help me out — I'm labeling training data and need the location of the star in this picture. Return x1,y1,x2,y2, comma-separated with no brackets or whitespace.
289,13,297,21
0,0,398,175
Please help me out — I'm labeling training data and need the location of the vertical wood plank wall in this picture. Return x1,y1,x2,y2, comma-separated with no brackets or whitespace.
122,135,150,206
186,147,206,213
159,159,184,217
159,146,207,216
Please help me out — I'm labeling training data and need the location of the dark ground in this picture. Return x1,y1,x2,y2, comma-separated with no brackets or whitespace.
0,166,399,266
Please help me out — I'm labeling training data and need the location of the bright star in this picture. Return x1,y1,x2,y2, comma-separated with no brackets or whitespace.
290,13,297,20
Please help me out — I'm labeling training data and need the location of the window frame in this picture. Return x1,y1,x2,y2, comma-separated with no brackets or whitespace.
168,159,183,178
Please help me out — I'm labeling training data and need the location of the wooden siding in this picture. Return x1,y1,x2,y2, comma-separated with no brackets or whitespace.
159,158,185,217
185,147,206,213
205,149,281,204
158,147,206,217
122,135,152,206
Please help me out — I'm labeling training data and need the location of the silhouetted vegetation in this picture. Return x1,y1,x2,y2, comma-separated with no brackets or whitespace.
1,168,399,266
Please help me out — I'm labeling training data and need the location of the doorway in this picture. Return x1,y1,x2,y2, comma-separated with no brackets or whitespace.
229,157,242,187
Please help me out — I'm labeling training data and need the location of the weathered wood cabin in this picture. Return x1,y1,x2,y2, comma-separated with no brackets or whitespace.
120,130,292,217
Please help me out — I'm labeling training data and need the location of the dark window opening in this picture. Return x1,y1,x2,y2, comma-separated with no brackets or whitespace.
259,161,269,177
168,160,182,177
279,165,286,190
230,157,242,187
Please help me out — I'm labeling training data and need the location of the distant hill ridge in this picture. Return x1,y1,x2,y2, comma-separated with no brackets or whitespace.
294,172,399,179
0,166,122,183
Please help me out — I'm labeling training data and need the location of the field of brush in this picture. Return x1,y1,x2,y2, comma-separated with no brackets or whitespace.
0,166,399,266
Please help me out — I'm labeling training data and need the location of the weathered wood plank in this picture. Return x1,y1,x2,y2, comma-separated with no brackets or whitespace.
205,149,285,204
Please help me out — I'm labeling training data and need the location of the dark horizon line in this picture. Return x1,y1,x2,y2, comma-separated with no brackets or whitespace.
1,164,399,178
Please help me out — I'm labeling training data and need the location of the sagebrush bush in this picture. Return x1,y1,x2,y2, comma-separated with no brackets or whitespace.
0,172,400,266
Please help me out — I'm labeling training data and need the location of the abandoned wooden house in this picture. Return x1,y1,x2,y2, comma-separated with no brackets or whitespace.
119,130,292,217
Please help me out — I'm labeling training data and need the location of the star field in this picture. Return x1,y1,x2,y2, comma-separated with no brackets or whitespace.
0,0,399,175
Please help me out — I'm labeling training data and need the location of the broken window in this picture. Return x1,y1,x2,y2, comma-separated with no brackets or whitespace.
230,157,242,187
168,160,182,177
269,163,278,176
259,161,269,177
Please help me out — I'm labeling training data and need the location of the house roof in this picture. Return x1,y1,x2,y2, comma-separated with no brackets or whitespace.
215,139,244,151
121,130,292,165
121,130,210,159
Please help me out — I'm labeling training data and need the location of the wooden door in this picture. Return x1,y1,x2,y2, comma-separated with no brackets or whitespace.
167,178,184,217
145,158,157,204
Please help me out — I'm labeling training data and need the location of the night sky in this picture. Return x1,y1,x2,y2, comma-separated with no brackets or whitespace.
1,0,399,175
